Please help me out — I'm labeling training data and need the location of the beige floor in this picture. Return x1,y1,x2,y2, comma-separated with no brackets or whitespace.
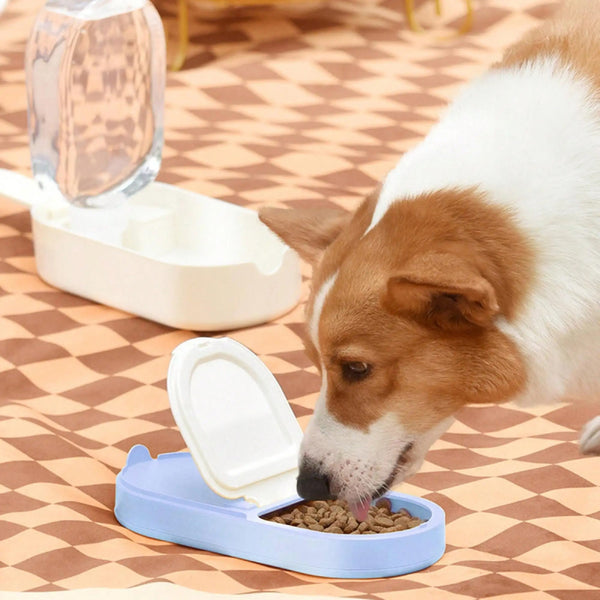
0,583,336,600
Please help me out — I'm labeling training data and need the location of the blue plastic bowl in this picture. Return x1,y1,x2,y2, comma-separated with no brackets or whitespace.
115,445,445,579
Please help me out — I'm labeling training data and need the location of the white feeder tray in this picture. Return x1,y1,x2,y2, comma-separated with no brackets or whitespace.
0,170,301,330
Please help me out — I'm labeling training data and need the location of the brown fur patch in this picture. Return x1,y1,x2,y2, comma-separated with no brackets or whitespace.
301,191,381,366
258,190,380,369
311,189,380,293
316,188,533,432
384,251,501,330
498,0,600,96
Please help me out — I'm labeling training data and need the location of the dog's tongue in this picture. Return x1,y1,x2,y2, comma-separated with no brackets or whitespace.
349,498,372,522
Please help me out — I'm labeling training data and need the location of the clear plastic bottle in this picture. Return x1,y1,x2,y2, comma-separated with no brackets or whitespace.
25,0,166,209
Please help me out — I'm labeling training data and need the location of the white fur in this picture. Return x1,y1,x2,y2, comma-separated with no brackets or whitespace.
302,372,424,501
371,56,600,409
301,372,455,501
309,274,336,350
303,369,457,503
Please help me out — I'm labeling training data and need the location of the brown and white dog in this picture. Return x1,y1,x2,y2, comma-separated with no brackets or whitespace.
260,0,600,520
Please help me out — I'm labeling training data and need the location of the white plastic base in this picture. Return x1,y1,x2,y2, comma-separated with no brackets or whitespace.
27,182,301,330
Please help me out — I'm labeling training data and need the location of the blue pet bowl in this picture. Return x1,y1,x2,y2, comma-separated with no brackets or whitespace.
115,446,445,579
114,338,446,578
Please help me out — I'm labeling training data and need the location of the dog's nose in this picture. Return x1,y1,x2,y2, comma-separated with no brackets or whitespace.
296,459,334,500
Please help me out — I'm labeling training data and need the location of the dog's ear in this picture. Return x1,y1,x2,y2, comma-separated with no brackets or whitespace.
259,206,351,265
383,252,500,330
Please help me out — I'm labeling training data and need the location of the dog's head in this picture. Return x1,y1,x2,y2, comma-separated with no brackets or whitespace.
260,188,530,519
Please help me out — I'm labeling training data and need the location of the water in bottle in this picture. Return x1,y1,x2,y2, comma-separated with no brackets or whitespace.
26,0,166,209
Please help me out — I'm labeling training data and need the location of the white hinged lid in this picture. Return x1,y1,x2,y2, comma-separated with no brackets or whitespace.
167,337,302,506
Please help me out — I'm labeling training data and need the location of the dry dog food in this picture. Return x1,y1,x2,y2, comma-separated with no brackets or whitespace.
263,498,425,534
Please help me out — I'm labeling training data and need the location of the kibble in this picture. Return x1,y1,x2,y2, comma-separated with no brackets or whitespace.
263,498,425,534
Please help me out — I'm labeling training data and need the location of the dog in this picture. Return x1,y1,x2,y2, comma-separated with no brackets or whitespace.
259,0,600,521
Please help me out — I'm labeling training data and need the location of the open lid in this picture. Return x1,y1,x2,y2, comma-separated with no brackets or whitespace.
167,337,303,506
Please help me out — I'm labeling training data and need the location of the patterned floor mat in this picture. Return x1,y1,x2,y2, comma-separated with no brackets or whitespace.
2,0,600,598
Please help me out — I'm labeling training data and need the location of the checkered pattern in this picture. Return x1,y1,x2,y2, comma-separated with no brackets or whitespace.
2,0,600,597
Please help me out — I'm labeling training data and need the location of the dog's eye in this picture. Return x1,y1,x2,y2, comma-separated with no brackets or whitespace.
341,361,372,382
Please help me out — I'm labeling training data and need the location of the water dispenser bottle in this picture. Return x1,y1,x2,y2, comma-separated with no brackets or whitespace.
25,0,166,213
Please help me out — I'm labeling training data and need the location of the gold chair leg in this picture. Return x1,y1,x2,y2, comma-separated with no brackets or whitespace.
457,0,473,35
171,0,189,71
405,0,473,35
404,0,424,32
